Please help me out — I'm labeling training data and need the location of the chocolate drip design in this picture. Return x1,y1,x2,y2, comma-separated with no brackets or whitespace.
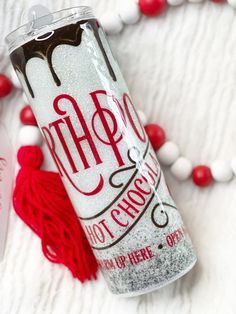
88,21,117,82
10,19,117,98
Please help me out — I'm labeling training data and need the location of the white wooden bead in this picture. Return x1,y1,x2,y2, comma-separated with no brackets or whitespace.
10,68,22,89
230,158,236,176
167,0,185,6
156,141,180,166
137,110,148,125
170,157,192,181
211,160,233,182
100,13,123,35
19,126,43,146
119,1,140,24
227,0,236,9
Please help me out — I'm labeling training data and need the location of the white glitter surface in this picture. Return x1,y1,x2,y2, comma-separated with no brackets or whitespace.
15,20,196,295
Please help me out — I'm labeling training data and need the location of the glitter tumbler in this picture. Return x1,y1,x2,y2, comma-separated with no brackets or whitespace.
7,6,197,296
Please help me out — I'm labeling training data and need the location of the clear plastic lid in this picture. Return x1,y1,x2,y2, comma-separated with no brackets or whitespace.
6,6,95,53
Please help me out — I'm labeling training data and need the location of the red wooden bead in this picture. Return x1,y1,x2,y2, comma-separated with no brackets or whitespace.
145,123,166,150
138,0,167,17
192,165,213,187
210,0,224,3
0,74,12,97
20,105,38,126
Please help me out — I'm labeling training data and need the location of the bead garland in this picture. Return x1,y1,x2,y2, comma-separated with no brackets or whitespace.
138,109,236,186
99,0,231,35
1,0,236,188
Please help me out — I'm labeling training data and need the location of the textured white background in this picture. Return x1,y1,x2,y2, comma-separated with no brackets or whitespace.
0,0,236,313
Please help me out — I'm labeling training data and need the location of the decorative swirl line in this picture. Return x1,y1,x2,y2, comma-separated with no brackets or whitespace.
151,202,177,228
91,170,162,250
109,146,144,188
79,141,149,220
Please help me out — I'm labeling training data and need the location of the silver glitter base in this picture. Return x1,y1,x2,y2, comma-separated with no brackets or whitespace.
117,258,197,297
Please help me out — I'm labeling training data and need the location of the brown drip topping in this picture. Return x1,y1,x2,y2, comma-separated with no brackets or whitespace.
10,19,117,98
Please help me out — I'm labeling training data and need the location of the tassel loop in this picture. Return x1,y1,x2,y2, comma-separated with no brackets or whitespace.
17,145,44,169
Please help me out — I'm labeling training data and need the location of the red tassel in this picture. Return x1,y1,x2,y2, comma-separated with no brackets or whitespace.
13,145,98,282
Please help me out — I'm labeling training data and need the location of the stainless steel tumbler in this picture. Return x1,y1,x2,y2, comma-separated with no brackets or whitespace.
7,6,197,296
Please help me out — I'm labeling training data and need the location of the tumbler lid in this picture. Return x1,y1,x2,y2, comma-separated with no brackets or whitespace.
6,6,95,53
